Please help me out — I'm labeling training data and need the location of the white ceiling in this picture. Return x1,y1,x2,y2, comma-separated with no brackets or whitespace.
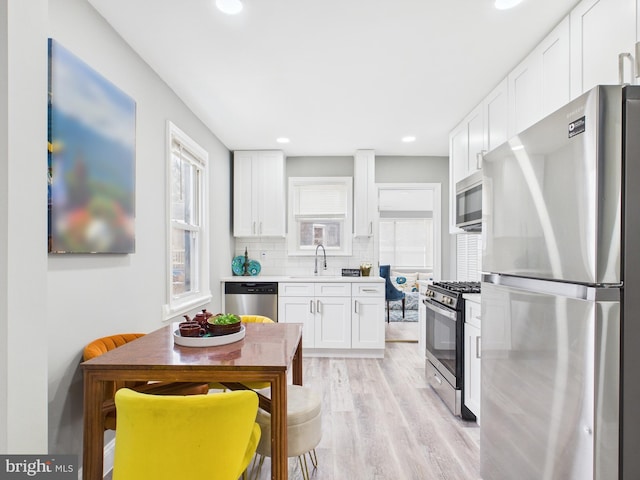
88,0,579,157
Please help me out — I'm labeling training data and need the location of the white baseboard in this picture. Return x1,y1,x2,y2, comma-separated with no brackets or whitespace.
103,438,116,477
76,438,116,479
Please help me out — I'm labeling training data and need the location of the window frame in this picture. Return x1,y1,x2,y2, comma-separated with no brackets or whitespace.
162,121,211,320
287,176,353,256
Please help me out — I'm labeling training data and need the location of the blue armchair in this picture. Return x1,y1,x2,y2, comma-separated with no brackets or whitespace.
379,265,405,323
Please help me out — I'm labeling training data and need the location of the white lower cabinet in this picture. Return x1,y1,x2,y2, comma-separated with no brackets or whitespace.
352,283,385,349
464,299,481,423
278,281,385,355
278,295,315,349
315,296,351,349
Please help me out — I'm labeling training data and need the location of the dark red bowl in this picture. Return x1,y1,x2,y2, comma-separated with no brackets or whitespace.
206,321,242,336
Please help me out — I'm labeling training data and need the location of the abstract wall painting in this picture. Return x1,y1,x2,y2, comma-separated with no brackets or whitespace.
48,39,136,253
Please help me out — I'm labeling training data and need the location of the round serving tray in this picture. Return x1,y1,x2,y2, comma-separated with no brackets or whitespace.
173,324,245,347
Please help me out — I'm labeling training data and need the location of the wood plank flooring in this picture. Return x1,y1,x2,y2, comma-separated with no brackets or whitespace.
103,322,480,480
250,326,481,480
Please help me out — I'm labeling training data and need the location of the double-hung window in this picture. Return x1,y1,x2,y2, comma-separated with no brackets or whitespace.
377,183,441,276
163,122,211,319
288,177,352,255
379,217,433,269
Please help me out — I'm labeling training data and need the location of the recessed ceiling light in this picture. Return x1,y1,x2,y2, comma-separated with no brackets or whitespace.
276,137,290,144
216,0,243,15
402,136,416,143
495,0,524,9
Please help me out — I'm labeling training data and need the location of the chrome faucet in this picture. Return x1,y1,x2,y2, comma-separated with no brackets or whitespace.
314,244,327,275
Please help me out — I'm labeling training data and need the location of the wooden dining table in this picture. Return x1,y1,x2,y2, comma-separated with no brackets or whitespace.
81,322,303,480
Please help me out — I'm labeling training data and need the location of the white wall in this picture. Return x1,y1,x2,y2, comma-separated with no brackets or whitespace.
0,0,234,460
0,0,49,453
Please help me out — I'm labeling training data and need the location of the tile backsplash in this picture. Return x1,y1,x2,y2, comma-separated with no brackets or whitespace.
233,237,376,277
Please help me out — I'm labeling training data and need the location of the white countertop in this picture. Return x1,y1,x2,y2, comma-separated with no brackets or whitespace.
463,293,481,303
221,275,384,283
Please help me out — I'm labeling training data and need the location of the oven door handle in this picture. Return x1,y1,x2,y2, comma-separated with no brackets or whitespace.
424,300,457,321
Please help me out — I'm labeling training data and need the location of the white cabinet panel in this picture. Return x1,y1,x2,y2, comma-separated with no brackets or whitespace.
233,151,257,237
233,150,285,237
509,56,541,137
314,282,350,297
541,17,571,117
570,0,637,98
314,296,351,349
464,321,481,422
352,296,385,349
466,106,484,176
484,78,509,153
353,150,376,237
509,17,571,136
278,296,315,348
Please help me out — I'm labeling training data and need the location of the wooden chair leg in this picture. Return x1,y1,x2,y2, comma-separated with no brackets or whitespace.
402,297,405,318
386,300,390,323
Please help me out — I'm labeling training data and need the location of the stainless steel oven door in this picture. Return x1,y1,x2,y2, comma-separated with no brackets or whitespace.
424,299,459,387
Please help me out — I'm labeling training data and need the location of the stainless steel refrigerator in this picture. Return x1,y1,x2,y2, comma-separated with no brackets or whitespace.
481,85,640,480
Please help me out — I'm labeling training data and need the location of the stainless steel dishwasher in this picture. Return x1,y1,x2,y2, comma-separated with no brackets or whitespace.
224,282,278,321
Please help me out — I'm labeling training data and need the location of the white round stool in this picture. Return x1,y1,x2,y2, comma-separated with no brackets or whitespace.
252,384,322,480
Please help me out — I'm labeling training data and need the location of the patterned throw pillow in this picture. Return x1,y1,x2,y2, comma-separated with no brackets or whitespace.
391,272,419,292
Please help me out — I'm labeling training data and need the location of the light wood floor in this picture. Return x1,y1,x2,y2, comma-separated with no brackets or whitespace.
104,322,480,480
250,324,481,480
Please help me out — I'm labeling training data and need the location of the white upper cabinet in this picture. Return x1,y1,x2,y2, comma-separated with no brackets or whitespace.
508,17,570,137
233,150,285,237
353,150,376,237
449,80,509,233
540,17,571,117
570,0,638,99
508,56,541,138
484,78,509,153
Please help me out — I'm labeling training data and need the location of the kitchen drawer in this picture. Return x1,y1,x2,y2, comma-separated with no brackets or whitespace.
279,283,314,297
314,282,350,297
351,282,384,297
465,299,481,329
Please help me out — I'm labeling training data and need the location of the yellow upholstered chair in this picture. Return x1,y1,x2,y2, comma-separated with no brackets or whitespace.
209,315,276,392
240,314,275,324
112,388,260,480
83,333,209,430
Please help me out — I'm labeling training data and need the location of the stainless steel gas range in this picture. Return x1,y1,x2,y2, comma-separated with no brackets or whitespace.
423,281,479,420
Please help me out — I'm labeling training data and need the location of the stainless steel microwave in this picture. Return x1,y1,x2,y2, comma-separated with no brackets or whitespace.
455,171,482,232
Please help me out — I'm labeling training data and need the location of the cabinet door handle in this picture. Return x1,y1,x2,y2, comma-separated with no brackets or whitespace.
476,150,487,169
618,52,635,85
310,300,314,314
476,336,481,359
252,221,256,235
433,373,442,385
369,221,373,235
316,300,321,314
362,288,378,293
259,222,263,234
354,300,359,314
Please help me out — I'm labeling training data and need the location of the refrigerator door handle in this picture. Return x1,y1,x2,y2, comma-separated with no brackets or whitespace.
482,273,621,301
